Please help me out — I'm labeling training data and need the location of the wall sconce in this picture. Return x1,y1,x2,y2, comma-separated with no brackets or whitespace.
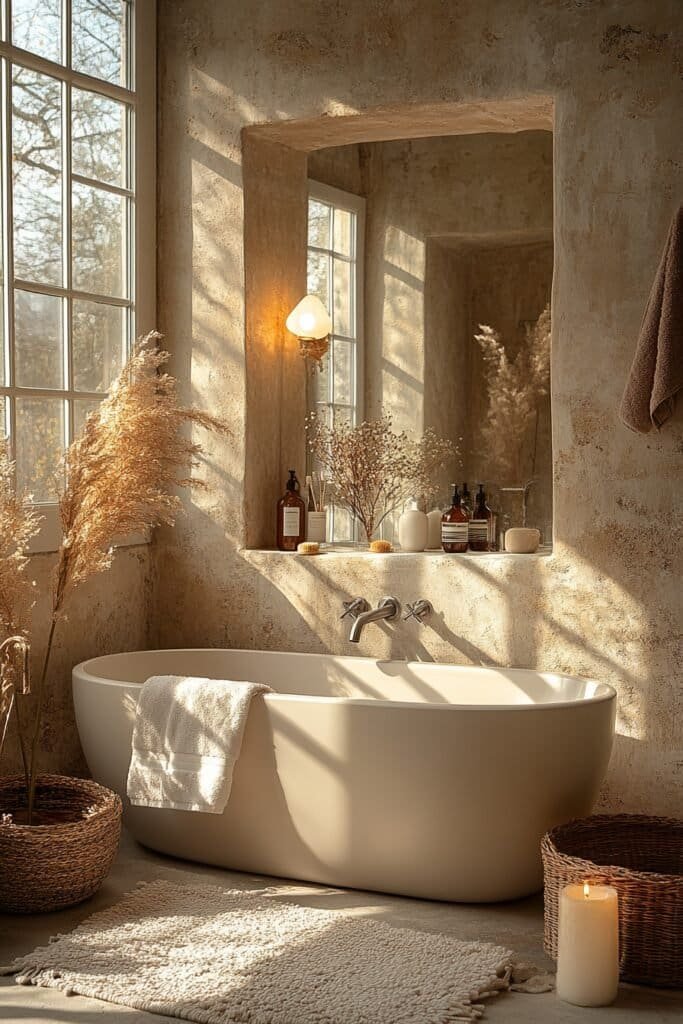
285,295,332,371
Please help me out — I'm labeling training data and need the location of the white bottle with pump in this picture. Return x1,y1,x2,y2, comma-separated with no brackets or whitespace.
398,499,427,552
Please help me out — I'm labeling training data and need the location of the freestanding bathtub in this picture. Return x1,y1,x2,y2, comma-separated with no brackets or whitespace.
73,649,616,902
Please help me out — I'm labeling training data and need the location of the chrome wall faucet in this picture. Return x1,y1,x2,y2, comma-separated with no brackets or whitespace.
347,596,400,643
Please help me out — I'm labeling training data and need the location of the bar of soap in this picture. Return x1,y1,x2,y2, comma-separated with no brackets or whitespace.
504,528,540,554
297,541,320,555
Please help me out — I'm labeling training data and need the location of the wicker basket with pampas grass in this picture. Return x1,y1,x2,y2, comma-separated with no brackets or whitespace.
0,333,228,911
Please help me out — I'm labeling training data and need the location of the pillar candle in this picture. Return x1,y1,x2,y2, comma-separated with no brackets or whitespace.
556,882,619,1007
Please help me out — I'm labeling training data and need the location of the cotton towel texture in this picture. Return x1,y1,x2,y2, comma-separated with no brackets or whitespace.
620,205,683,433
126,675,271,813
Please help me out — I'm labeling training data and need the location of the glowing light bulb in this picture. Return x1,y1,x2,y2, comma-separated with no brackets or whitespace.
285,295,332,339
584,882,591,898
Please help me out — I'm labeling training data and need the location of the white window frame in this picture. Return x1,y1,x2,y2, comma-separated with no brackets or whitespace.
307,179,365,543
0,0,156,553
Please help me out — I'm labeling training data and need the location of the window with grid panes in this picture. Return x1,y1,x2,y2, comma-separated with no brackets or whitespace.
0,0,155,550
307,181,364,543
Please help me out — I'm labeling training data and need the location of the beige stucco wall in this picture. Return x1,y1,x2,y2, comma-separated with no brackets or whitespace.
8,3,677,813
2,546,152,777
154,0,682,817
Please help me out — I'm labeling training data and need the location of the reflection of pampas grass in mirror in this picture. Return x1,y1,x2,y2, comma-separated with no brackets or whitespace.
474,305,550,484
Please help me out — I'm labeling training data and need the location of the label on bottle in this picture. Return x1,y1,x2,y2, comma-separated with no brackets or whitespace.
283,507,301,537
441,523,468,544
468,518,489,543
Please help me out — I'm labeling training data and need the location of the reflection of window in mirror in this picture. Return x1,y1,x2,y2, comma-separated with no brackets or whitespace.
306,181,365,542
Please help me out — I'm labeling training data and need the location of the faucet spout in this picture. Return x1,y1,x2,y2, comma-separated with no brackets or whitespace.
348,597,400,643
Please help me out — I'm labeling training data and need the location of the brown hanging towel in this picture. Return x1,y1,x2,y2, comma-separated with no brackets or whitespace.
620,205,683,433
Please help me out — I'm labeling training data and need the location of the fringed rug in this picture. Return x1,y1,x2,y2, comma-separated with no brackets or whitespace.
2,880,547,1023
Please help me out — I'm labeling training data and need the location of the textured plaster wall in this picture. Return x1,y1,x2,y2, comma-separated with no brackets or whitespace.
152,0,683,815
308,143,365,196
2,547,152,777
423,242,469,484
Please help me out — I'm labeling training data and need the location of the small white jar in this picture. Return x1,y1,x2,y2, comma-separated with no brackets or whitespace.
398,500,427,552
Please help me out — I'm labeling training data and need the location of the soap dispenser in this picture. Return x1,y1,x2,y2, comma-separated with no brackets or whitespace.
468,483,494,552
277,470,305,551
441,484,469,553
398,498,427,552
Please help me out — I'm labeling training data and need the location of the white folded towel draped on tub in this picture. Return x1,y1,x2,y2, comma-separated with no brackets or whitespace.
126,675,272,813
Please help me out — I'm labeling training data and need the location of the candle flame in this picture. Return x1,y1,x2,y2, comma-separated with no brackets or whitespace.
583,882,590,898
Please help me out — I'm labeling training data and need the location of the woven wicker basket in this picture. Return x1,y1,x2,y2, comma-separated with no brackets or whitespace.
542,814,683,988
0,774,122,914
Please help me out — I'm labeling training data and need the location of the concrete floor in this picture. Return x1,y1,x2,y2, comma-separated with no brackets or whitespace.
0,831,681,1023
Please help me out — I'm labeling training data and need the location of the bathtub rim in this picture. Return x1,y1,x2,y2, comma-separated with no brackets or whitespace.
73,648,617,713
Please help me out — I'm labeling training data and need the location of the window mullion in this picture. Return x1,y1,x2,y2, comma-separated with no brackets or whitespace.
125,0,135,355
13,279,132,307
61,16,72,445
328,250,334,408
0,42,136,105
1,50,15,453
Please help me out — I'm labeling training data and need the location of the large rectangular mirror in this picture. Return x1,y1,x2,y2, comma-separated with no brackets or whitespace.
306,129,553,547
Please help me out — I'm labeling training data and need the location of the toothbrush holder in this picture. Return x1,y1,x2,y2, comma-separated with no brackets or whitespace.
307,510,327,543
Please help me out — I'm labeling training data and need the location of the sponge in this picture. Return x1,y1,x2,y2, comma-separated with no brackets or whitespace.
369,539,392,553
297,541,320,555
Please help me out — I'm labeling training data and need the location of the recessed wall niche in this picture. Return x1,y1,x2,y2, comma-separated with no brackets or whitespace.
242,99,554,549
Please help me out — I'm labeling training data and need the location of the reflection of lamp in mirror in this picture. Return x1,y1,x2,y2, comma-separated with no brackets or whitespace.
286,295,332,371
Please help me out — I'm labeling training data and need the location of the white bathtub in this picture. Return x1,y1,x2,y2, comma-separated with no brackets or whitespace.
73,649,616,902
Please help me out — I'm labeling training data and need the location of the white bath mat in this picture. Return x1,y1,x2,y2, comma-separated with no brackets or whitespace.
3,880,531,1023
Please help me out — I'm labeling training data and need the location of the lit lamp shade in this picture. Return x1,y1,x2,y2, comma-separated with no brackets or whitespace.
285,295,332,370
286,295,332,339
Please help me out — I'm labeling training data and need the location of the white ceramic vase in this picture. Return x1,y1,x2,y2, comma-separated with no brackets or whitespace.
398,501,427,552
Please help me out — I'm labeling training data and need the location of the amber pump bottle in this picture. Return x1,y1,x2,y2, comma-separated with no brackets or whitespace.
441,484,469,553
468,483,494,552
277,470,305,551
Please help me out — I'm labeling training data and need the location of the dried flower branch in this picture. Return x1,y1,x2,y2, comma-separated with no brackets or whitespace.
0,438,40,639
306,414,458,542
25,332,229,821
474,305,551,482
0,439,40,767
53,333,222,615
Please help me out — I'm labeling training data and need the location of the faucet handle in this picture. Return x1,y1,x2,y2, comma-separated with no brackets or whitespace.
341,597,370,620
403,599,433,624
